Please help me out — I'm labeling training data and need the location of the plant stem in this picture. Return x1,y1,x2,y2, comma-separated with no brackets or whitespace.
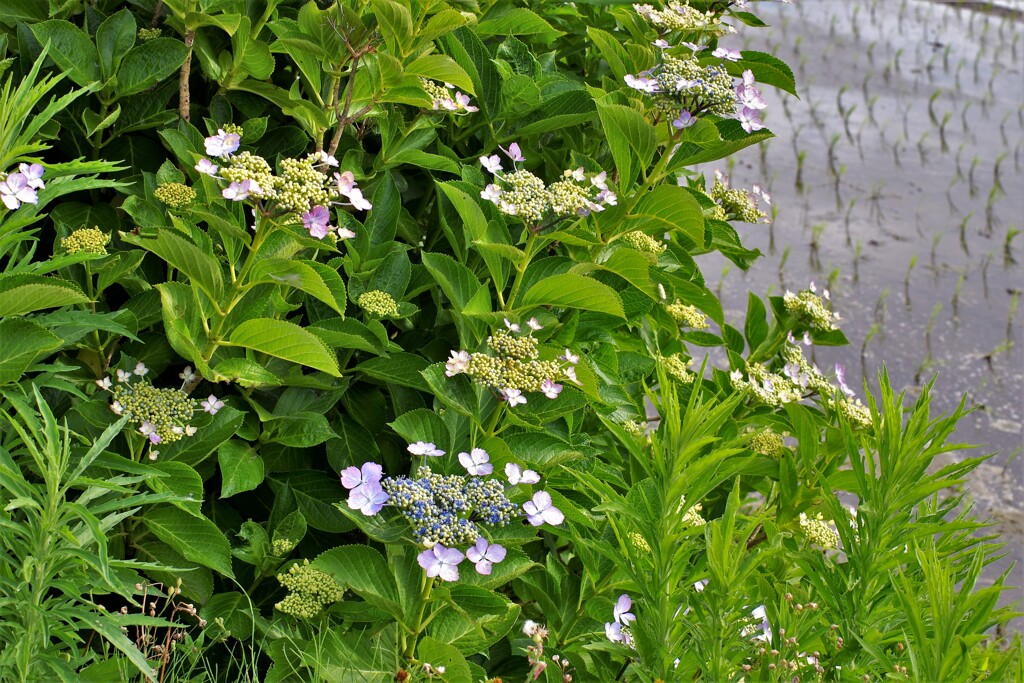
179,30,195,121
403,572,435,658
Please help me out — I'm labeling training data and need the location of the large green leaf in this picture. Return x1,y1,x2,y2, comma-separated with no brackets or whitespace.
404,54,474,94
249,258,346,315
520,274,625,318
356,352,429,392
0,274,89,317
477,8,563,39
226,318,341,376
0,318,62,384
116,38,189,97
95,10,136,81
218,440,264,498
142,505,234,578
596,102,656,189
623,185,705,248
389,408,452,454
29,21,99,87
313,545,403,620
122,230,223,303
440,27,501,118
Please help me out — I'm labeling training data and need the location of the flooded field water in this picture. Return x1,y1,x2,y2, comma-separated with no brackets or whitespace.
697,0,1023,621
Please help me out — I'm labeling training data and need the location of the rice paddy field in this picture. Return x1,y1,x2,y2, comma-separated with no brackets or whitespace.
698,0,1024,622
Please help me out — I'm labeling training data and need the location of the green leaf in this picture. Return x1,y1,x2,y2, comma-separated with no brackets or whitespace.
440,27,501,118
0,0,47,23
389,409,452,454
218,440,264,498
597,102,656,189
116,38,189,97
744,292,769,351
625,185,705,248
371,0,413,58
520,274,625,318
310,318,389,355
356,352,430,392
95,9,136,81
146,461,204,517
0,318,62,384
477,8,563,40
249,258,346,315
227,318,341,376
157,405,244,466
417,637,472,683
733,50,797,97
211,358,283,387
0,274,89,317
122,229,224,303
404,54,474,94
313,545,403,620
267,471,349,533
29,21,99,87
143,505,234,578
263,412,337,448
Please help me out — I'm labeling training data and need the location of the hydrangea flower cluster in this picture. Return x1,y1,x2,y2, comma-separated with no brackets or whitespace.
274,559,344,619
750,427,785,456
194,128,369,241
61,227,109,255
661,353,696,384
709,170,771,223
357,290,400,318
137,27,161,41
97,363,207,449
783,283,840,331
153,182,196,208
0,163,45,210
677,495,706,527
633,3,725,35
605,594,636,647
445,319,579,407
479,144,616,225
799,512,840,550
419,79,478,113
665,299,709,328
341,446,563,582
621,230,667,255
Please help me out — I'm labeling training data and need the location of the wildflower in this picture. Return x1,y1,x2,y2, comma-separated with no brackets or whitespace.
454,91,478,112
317,151,338,167
678,496,706,527
504,318,521,333
357,290,400,317
681,41,707,52
466,537,506,575
738,106,765,133
348,481,389,515
526,317,543,331
563,366,580,385
501,142,525,163
133,362,149,377
712,47,742,61
184,425,197,436
605,621,629,644
480,183,502,202
748,605,772,642
654,39,670,48
506,463,540,485
335,226,357,240
835,364,855,397
523,620,546,638
417,544,464,582
154,182,196,208
139,421,161,444
625,73,660,93
480,155,502,174
408,441,445,457
275,560,344,618
201,395,224,415
19,163,45,189
96,376,113,390
560,349,580,364
614,594,636,625
204,129,241,158
340,462,384,490
458,448,493,476
540,379,563,399
116,369,131,383
735,70,767,110
179,366,196,382
523,491,564,526
799,512,840,549
222,179,257,201
445,350,471,377
502,388,527,407
61,227,109,255
673,110,697,129
629,532,651,552
0,172,38,210
301,205,332,239
750,428,785,456
110,401,124,415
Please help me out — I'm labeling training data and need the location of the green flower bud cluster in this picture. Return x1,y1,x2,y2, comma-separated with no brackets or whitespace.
634,3,724,34
780,344,831,393
465,353,563,393
730,363,805,407
421,78,452,107
833,397,872,428
357,290,400,318
621,230,667,255
272,538,297,556
61,227,109,255
221,123,244,136
711,176,766,223
677,496,706,527
154,182,196,208
275,154,331,212
665,300,708,328
487,330,539,360
661,353,695,383
750,428,785,456
110,380,197,445
275,560,344,619
783,289,839,331
220,151,277,200
799,512,840,550
548,178,593,217
498,170,551,223
629,531,651,553
655,56,735,117
622,419,647,436
137,27,161,41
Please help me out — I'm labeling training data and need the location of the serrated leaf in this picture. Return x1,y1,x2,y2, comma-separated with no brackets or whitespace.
143,505,234,577
116,38,189,96
227,318,341,376
0,274,89,316
313,545,403,620
249,258,346,315
218,440,264,498
520,273,625,318
122,229,223,303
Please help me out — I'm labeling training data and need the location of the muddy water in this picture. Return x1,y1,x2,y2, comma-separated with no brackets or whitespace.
696,0,1023,624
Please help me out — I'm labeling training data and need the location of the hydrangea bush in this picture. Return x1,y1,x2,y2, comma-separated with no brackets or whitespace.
0,0,1018,681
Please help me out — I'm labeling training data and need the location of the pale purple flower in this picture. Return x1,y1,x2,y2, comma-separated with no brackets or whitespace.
417,544,464,582
194,158,219,176
408,441,445,457
458,448,493,476
681,41,707,53
673,110,696,129
346,187,373,212
523,490,564,526
0,172,38,210
95,376,112,390
752,183,771,205
750,605,772,643
348,481,388,515
614,594,636,625
201,395,224,415
480,154,503,174
591,171,608,190
179,366,196,382
500,142,525,162
653,39,670,48
115,369,131,383
506,462,540,485
340,462,383,490
835,364,855,397
502,388,527,407
540,379,563,399
302,205,332,239
222,180,254,201
139,421,161,445
735,71,767,110
110,401,124,415
445,350,471,377
335,170,357,195
738,106,765,133
712,47,742,61
480,184,502,202
18,163,45,189
596,189,617,206
624,73,660,93
504,318,521,333
569,167,586,181
563,366,581,385
466,538,506,575
455,91,478,112
204,129,240,159
560,348,580,364
606,621,626,644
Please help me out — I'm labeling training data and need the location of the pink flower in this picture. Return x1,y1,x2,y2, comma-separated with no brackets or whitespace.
500,142,525,162
0,172,38,210
540,379,562,399
201,395,224,415
302,205,332,239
